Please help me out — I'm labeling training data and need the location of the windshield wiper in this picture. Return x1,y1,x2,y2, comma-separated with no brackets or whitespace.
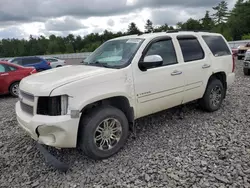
86,61,112,68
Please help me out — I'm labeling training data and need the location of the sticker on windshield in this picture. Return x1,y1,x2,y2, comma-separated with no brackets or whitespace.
126,39,142,44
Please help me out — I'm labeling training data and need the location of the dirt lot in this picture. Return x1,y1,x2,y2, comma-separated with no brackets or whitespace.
1,60,250,188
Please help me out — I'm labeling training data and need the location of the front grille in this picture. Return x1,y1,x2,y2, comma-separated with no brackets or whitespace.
20,102,33,115
19,90,34,102
37,96,61,116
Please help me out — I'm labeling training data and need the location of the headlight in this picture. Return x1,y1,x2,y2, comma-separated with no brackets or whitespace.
37,95,68,116
61,95,68,115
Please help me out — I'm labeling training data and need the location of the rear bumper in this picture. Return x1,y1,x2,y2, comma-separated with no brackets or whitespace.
16,101,80,148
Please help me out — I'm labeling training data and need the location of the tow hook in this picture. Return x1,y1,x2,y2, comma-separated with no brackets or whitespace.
36,143,69,172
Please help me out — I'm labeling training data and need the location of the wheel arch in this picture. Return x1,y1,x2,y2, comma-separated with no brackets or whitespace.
8,80,20,92
79,96,135,124
206,71,227,98
76,95,134,147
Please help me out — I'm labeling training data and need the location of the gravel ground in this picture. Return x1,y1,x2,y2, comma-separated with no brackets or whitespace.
1,60,250,188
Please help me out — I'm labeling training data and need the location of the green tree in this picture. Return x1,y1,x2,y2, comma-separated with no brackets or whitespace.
242,34,250,40
227,0,250,40
201,11,214,30
181,18,202,30
127,22,142,35
153,24,169,32
145,19,154,33
212,1,229,24
65,43,74,53
47,41,60,54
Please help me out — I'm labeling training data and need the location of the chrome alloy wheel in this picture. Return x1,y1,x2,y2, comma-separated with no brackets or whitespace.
94,118,122,151
209,86,222,107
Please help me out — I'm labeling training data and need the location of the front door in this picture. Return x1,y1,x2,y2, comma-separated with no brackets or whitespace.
133,37,185,118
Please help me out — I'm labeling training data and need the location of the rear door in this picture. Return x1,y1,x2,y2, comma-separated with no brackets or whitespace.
175,34,213,104
201,35,232,75
23,57,41,68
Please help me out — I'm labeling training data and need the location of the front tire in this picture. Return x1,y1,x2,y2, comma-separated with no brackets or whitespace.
244,68,250,76
9,82,20,97
199,79,225,112
78,105,129,160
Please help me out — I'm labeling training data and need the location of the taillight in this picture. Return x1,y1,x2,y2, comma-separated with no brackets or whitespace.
232,55,235,72
30,69,37,75
47,61,50,66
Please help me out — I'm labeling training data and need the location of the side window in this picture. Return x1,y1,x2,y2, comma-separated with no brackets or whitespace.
22,58,39,65
0,65,6,73
33,58,42,63
9,66,17,71
144,39,177,67
22,58,31,65
178,37,204,62
11,58,22,65
0,64,14,73
202,35,231,56
49,58,58,62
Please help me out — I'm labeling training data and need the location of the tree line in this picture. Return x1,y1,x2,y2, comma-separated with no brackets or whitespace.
0,0,250,58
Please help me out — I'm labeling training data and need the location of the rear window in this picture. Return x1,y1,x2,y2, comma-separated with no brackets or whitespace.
202,35,231,57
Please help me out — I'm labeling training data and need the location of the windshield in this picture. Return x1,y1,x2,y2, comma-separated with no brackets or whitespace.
83,38,144,68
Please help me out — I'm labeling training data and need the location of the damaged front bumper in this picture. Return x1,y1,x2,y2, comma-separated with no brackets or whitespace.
15,101,80,148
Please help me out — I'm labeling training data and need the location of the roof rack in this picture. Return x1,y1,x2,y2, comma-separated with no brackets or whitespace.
166,29,211,33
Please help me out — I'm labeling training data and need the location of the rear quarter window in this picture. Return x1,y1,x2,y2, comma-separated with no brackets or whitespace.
202,35,231,57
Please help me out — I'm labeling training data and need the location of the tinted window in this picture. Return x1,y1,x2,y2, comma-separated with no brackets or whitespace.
11,58,22,65
202,35,231,56
145,39,177,67
46,58,57,62
0,64,16,72
22,58,41,65
0,65,6,72
178,37,204,62
9,66,17,71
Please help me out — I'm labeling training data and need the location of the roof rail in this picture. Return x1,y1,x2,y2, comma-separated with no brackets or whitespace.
166,29,211,33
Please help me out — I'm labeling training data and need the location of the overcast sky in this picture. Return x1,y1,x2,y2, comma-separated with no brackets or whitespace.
0,0,237,39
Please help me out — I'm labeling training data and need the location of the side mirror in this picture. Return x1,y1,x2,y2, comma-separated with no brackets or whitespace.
139,55,163,71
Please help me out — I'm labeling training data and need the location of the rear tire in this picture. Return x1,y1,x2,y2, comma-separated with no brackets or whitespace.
238,56,242,60
9,82,20,97
199,79,225,112
244,68,250,76
78,105,129,160
56,65,62,68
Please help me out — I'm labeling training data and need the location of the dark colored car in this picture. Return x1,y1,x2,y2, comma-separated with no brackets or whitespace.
0,61,37,97
9,56,51,72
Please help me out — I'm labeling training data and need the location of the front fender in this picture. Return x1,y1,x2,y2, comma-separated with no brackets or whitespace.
77,92,134,112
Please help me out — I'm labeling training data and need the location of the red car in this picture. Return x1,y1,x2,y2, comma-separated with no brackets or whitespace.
0,61,37,97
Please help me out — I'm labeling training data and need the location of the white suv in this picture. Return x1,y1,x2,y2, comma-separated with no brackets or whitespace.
16,31,235,160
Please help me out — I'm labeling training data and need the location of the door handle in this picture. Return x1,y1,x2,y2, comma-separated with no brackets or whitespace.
202,64,211,69
171,70,182,76
0,73,9,76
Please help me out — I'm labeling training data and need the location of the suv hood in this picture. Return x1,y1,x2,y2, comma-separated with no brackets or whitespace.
19,65,116,96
